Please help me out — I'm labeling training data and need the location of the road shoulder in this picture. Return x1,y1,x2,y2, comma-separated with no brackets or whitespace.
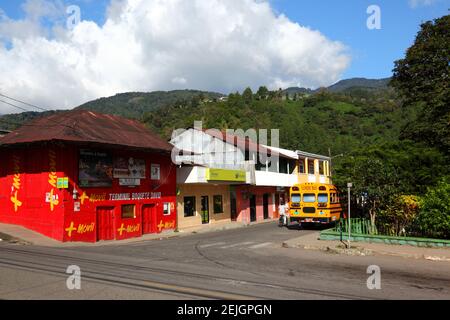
282,231,450,262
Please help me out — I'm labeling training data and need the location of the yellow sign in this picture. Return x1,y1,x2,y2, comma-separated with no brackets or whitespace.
10,156,22,212
206,168,246,182
65,221,95,237
117,223,140,236
157,220,176,232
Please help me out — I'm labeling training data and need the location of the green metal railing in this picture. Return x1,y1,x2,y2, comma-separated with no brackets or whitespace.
335,218,377,235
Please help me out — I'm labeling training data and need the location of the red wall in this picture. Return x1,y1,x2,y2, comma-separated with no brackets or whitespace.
235,186,276,224
0,146,66,240
0,144,177,243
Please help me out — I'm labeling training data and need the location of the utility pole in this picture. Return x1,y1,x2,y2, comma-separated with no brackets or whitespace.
328,148,343,178
347,182,352,248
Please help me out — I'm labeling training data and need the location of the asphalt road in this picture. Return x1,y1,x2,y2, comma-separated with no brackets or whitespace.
0,222,449,300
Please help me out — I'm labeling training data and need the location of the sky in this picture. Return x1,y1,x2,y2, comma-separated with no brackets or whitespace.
0,0,448,114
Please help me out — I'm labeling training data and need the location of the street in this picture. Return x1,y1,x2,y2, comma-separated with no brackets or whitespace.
0,223,449,300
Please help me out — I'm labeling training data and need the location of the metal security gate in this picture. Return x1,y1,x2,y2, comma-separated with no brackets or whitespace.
97,207,115,241
142,204,157,234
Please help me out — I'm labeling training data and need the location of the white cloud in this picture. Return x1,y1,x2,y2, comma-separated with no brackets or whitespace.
0,0,350,114
408,0,439,8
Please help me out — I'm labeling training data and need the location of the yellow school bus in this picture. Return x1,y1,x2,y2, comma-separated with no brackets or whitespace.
289,183,342,225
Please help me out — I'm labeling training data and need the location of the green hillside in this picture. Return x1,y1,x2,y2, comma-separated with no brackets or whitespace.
142,87,405,156
75,90,225,119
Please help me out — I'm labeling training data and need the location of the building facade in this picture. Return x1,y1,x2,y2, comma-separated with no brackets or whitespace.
297,150,332,185
171,128,302,229
0,111,177,242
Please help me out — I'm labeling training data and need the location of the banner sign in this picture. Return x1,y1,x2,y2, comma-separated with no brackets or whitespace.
78,150,113,188
113,157,146,179
206,168,246,182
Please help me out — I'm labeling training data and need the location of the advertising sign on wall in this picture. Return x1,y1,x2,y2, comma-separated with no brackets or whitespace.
151,164,160,180
78,150,113,188
113,157,146,179
119,178,141,186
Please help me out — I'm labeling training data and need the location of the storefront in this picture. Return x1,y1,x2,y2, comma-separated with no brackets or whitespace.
176,167,246,230
0,110,177,242
234,185,277,224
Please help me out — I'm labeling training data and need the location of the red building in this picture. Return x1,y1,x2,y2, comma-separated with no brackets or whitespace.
0,110,177,242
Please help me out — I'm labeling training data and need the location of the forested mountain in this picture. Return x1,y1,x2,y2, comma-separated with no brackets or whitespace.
0,110,62,131
281,77,391,97
143,87,403,156
0,77,390,129
75,90,225,119
327,77,391,92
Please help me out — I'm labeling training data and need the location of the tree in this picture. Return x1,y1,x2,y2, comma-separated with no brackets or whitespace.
379,195,420,236
416,178,450,239
256,86,269,100
391,14,450,154
334,149,404,234
242,87,253,104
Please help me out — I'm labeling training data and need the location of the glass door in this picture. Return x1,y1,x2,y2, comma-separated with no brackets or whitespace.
201,196,210,224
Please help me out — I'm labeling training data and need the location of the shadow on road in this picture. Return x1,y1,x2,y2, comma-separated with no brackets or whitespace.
285,223,330,231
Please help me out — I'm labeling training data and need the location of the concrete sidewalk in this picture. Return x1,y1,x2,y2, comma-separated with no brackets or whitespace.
0,219,277,247
282,231,450,262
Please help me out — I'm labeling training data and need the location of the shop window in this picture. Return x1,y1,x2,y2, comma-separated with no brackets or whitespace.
163,203,171,215
289,160,296,174
308,159,315,174
213,195,223,214
319,161,325,175
279,158,288,174
298,159,305,173
121,204,136,219
184,196,196,217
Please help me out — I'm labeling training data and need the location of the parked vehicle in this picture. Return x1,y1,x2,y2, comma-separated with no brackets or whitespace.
289,183,342,226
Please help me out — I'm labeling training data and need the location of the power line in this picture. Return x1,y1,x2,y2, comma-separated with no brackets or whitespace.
0,92,78,130
0,99,30,113
0,93,49,112
0,98,76,130
0,118,60,128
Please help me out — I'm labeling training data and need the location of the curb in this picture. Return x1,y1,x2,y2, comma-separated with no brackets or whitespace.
0,220,277,247
282,241,373,256
282,240,450,262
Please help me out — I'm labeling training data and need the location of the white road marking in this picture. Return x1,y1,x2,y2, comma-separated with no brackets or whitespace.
198,242,226,248
248,242,273,249
219,242,255,249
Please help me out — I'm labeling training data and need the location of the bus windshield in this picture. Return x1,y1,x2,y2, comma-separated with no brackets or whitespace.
303,194,316,203
318,193,328,203
291,194,301,203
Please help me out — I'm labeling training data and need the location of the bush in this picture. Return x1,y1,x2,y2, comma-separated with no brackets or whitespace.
416,178,450,239
378,195,420,236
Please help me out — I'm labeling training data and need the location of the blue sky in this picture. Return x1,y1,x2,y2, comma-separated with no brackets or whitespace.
2,0,447,79
269,0,449,79
0,0,448,113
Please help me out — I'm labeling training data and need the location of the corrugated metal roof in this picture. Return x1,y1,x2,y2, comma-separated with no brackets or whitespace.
263,145,298,160
199,128,273,155
0,110,173,152
296,150,331,161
